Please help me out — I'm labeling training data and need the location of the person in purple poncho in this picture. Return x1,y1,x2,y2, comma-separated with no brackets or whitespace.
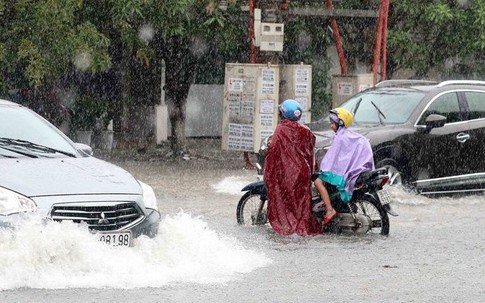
314,107,375,225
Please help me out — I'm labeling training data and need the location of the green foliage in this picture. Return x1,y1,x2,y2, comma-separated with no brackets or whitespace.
1,0,484,140
0,43,5,63
17,39,49,87
0,0,111,92
71,23,112,73
426,3,454,24
283,18,333,121
388,0,485,78
69,94,108,131
311,64,333,121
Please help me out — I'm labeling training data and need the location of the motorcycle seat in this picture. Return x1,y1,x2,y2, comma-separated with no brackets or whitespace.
312,168,388,185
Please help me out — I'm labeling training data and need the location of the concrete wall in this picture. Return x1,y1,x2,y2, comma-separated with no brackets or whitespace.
162,84,224,138
185,84,224,137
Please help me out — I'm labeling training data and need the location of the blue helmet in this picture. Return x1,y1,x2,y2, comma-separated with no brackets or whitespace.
279,99,302,121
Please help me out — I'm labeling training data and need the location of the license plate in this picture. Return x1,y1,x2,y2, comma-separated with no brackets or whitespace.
98,231,132,247
377,188,391,205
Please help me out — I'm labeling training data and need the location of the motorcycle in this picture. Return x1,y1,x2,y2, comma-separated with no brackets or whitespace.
236,137,397,236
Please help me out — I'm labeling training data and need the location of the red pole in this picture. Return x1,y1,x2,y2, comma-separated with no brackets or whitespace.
249,0,256,64
381,0,389,81
372,0,385,85
325,0,347,75
245,0,256,169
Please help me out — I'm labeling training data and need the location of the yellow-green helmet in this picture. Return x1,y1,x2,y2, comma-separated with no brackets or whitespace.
329,107,353,128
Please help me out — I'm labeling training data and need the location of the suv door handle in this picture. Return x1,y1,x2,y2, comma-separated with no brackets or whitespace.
456,132,470,143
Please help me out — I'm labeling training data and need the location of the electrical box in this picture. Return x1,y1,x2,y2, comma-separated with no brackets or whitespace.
280,64,312,124
222,63,280,153
254,9,284,52
332,74,373,107
260,23,284,52
222,63,312,153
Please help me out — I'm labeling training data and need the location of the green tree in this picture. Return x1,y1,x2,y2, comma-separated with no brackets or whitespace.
283,17,334,119
157,1,244,154
386,0,485,78
4,0,484,156
284,1,485,81
105,0,244,154
0,0,111,125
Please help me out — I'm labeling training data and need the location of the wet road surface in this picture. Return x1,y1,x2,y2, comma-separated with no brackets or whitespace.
1,148,484,303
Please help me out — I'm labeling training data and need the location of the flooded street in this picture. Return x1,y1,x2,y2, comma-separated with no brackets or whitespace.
1,150,484,303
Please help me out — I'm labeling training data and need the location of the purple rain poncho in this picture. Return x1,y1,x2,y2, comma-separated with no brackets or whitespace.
319,127,375,202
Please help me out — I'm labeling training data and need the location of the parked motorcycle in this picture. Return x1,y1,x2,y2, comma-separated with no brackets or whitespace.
236,137,397,236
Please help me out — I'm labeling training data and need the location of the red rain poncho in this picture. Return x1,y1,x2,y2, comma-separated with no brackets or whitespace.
264,119,320,236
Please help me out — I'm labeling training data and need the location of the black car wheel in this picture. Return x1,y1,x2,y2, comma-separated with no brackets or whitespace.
376,159,403,186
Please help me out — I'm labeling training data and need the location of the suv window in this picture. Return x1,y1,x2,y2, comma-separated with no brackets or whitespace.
417,92,463,125
464,91,485,120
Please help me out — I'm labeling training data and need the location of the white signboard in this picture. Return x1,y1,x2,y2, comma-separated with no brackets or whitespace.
228,78,243,92
259,99,275,114
224,63,310,153
261,68,276,94
295,97,308,110
260,114,274,127
337,82,353,95
262,68,275,82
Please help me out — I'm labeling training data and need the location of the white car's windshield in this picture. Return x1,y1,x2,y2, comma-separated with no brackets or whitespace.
339,90,425,124
0,104,77,156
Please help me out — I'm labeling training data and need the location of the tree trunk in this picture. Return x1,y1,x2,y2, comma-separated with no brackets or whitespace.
120,46,132,134
161,37,198,156
167,95,188,154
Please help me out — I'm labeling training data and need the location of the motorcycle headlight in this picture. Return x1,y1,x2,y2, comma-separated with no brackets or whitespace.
0,187,37,216
139,181,159,211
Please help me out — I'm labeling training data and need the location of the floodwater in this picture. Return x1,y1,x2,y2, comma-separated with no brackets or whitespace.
1,157,484,303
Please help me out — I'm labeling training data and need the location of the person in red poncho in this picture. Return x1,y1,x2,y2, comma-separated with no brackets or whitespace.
263,99,321,236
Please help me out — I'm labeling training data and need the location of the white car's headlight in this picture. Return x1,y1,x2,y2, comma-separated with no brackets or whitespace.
139,181,158,211
0,187,37,215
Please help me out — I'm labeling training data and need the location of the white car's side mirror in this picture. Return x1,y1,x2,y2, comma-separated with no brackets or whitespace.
74,143,93,156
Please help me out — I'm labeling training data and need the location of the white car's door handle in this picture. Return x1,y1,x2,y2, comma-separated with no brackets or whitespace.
456,132,470,143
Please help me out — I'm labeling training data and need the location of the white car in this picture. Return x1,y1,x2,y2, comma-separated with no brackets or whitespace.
0,99,160,246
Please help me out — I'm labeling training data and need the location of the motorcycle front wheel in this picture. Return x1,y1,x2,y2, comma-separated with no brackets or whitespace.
236,192,268,226
351,195,390,236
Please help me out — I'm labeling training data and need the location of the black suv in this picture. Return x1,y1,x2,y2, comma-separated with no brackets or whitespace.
308,80,485,195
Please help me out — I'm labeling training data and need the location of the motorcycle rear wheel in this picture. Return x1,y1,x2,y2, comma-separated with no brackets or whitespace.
351,195,390,235
236,192,268,226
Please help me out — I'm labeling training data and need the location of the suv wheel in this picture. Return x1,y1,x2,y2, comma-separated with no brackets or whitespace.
376,159,403,186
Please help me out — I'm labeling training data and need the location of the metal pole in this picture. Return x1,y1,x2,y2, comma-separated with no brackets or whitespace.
381,0,389,81
372,0,385,85
326,0,347,75
245,0,256,169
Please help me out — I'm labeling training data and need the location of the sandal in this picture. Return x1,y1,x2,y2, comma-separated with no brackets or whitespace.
323,212,337,225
